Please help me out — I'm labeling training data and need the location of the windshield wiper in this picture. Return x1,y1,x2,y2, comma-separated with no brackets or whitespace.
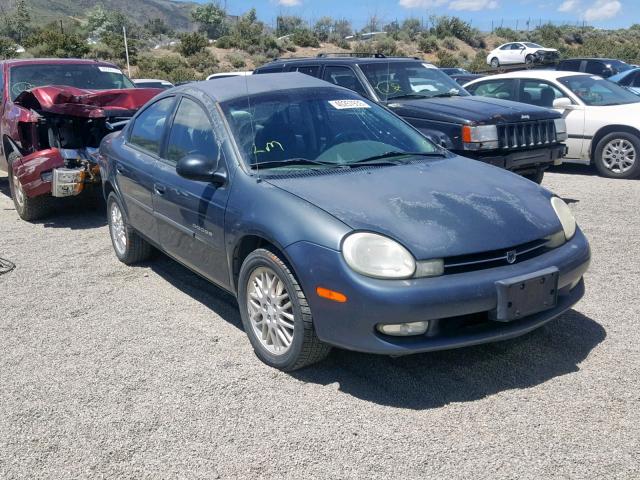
250,158,337,170
429,92,462,98
350,151,447,165
387,93,430,100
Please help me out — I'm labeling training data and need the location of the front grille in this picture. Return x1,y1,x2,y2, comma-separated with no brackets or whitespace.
443,238,551,274
497,120,557,150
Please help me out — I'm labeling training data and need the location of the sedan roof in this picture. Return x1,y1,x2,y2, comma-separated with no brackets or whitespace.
175,72,336,103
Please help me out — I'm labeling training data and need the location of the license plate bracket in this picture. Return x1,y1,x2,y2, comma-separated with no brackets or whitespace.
491,267,559,322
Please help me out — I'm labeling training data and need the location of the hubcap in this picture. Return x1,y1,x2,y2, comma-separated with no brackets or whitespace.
602,138,636,174
246,267,295,355
109,202,127,255
12,173,25,208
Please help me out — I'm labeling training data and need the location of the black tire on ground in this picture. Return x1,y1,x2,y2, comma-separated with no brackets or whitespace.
523,169,545,184
490,57,500,68
238,248,331,371
106,192,153,265
7,151,54,221
525,54,534,65
593,131,640,179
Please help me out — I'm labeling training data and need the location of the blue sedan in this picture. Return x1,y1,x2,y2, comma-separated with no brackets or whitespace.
99,73,590,371
609,67,640,95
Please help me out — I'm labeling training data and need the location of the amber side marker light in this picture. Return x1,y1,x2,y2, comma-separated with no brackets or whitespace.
316,287,348,303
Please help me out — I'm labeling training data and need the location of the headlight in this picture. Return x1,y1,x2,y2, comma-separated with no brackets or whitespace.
554,118,568,141
551,197,576,240
461,125,499,150
342,232,416,279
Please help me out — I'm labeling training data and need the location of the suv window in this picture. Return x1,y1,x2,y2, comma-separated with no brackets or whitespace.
323,66,368,97
558,60,581,71
467,79,515,101
129,97,175,155
166,97,218,165
292,65,321,77
585,61,607,76
521,80,567,107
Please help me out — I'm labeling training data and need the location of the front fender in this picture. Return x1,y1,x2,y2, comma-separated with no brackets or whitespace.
13,148,64,197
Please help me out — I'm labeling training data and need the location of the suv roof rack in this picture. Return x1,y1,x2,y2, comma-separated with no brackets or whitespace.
317,52,387,58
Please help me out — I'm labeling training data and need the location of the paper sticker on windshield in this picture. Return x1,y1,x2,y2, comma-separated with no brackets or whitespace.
98,66,123,75
422,63,437,69
328,99,370,109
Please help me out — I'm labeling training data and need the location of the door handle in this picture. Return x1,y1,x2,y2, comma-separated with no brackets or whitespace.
154,184,166,195
116,164,128,174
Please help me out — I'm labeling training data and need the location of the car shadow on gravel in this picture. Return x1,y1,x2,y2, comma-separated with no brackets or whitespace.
149,255,243,329
293,310,605,410
0,176,10,200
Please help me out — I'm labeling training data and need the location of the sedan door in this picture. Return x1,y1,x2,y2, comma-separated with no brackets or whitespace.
152,96,232,289
118,96,176,242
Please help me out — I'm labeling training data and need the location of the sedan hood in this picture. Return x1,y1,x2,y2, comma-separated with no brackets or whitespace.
267,157,562,259
14,86,163,118
387,95,561,124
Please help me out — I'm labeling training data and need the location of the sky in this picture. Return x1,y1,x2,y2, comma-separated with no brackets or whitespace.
203,0,635,31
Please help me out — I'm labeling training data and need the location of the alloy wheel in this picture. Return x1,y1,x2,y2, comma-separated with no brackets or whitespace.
109,202,127,255
246,266,295,355
602,138,636,174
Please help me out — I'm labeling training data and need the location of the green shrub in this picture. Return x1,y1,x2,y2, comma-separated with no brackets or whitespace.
186,50,218,71
226,52,246,68
177,32,208,57
493,27,518,41
292,29,320,48
0,37,17,59
435,50,459,67
418,35,438,53
24,27,89,58
441,36,458,50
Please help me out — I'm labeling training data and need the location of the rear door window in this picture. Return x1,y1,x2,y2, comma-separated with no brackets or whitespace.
128,96,175,155
467,79,516,101
291,65,321,78
323,66,368,97
521,80,567,107
585,61,607,76
558,60,581,72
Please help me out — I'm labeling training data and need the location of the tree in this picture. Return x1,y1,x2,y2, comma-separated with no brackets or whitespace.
291,29,320,48
24,27,90,58
177,32,208,57
401,18,422,41
192,2,228,39
145,18,173,37
0,37,17,59
313,17,333,42
13,0,31,42
333,19,352,39
276,16,305,37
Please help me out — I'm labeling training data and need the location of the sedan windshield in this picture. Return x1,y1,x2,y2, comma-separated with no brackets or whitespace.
359,61,468,100
221,88,440,172
9,64,135,100
559,74,640,106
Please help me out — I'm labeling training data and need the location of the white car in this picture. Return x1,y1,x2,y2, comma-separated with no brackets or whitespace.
486,42,559,68
132,78,174,90
206,71,253,81
464,70,640,179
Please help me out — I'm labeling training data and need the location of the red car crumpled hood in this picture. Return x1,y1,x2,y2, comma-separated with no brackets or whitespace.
15,86,163,118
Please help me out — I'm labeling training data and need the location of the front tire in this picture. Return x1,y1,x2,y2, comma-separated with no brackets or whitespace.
594,132,640,179
525,54,534,65
7,152,53,221
490,57,500,68
107,192,153,264
238,248,331,371
523,169,544,184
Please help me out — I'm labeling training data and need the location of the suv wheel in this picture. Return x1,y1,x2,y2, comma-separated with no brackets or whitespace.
594,132,640,179
490,57,500,68
107,192,153,264
523,169,544,184
7,151,53,221
238,248,331,371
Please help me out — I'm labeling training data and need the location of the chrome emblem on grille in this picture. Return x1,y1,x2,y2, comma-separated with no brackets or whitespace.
521,114,530,120
506,250,517,264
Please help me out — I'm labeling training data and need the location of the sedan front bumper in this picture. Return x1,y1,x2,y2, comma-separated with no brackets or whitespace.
285,229,590,355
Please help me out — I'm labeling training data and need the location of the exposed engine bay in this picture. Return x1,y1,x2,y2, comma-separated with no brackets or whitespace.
11,86,161,199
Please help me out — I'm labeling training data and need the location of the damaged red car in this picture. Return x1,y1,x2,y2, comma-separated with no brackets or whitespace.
0,58,163,221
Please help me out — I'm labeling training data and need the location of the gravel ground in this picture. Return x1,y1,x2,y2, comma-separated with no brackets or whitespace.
0,166,638,479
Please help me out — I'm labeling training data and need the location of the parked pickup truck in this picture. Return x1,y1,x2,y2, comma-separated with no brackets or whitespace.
0,58,162,221
254,55,567,183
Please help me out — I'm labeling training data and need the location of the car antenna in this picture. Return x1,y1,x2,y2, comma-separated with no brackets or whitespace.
243,72,260,180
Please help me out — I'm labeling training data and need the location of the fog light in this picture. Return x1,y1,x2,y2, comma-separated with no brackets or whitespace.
377,321,429,336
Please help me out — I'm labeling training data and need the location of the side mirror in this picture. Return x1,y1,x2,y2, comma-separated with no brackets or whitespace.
552,97,573,109
176,154,226,185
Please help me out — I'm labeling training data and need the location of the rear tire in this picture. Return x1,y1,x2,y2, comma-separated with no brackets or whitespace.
490,57,500,68
593,132,640,179
107,192,153,265
238,248,331,371
7,151,53,221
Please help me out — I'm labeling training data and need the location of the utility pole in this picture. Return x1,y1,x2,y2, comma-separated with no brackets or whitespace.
123,26,131,78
